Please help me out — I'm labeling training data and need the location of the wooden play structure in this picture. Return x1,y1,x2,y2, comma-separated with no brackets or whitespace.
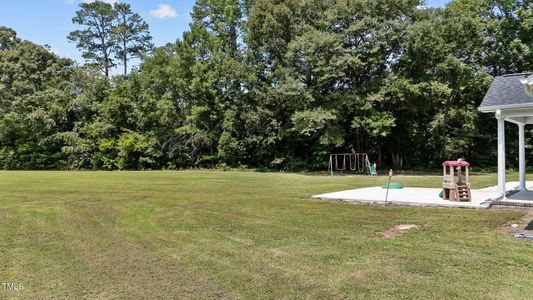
442,160,471,202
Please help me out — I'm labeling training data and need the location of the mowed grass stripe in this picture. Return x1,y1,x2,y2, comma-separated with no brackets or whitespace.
0,171,530,299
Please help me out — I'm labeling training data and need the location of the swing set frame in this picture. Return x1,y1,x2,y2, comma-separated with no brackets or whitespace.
328,153,372,176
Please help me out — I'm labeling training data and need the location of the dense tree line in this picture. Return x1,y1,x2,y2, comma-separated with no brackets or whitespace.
0,0,532,170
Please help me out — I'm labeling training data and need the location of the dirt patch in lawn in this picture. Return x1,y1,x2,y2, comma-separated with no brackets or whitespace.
375,224,420,238
498,208,533,237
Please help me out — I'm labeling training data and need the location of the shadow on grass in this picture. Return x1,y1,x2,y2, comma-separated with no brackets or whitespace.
525,220,533,231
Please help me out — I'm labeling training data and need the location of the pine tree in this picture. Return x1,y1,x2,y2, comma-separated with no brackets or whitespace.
68,1,117,78
112,3,153,76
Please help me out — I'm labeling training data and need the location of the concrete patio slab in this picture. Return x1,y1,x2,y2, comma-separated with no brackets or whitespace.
312,181,533,209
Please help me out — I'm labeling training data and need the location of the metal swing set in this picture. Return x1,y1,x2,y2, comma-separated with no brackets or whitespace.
328,153,376,176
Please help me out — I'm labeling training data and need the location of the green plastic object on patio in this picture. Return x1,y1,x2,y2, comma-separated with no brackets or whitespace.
382,182,404,189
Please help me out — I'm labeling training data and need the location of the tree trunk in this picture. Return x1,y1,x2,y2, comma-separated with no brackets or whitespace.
378,145,382,167
123,31,128,76
390,149,396,168
102,39,109,78
101,30,109,78
390,150,403,170
104,52,109,78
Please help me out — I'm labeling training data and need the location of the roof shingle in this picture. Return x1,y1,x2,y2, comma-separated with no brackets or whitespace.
479,73,533,110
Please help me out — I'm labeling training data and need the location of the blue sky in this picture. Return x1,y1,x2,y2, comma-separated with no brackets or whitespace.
0,0,448,71
0,0,195,71
426,0,449,7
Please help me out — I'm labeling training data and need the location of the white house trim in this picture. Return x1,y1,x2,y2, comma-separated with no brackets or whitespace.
479,73,533,199
496,109,507,198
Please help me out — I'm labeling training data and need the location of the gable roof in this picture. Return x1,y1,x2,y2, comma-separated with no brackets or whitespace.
479,73,533,112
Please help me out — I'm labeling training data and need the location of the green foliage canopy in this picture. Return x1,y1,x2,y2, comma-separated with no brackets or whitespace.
1,0,532,170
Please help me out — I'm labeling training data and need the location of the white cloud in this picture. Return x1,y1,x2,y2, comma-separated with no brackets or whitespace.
149,4,177,19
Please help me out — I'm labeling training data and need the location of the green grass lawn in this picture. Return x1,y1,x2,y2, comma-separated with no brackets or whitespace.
0,171,531,299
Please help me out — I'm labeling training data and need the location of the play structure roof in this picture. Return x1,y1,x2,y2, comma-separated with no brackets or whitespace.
442,160,470,167
479,73,533,112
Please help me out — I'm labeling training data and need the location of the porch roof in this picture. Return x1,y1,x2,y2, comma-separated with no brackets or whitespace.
479,73,533,113
479,72,530,201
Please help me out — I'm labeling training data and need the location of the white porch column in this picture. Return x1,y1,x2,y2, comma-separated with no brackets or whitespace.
518,123,526,191
496,109,506,198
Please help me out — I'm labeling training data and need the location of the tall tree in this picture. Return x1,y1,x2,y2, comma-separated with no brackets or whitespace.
192,0,246,56
0,26,19,51
0,29,76,169
112,3,153,76
68,1,117,78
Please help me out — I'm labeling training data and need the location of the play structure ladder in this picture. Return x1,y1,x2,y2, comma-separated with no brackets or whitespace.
456,184,471,202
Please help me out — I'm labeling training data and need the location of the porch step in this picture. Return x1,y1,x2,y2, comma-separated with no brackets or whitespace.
491,200,533,207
